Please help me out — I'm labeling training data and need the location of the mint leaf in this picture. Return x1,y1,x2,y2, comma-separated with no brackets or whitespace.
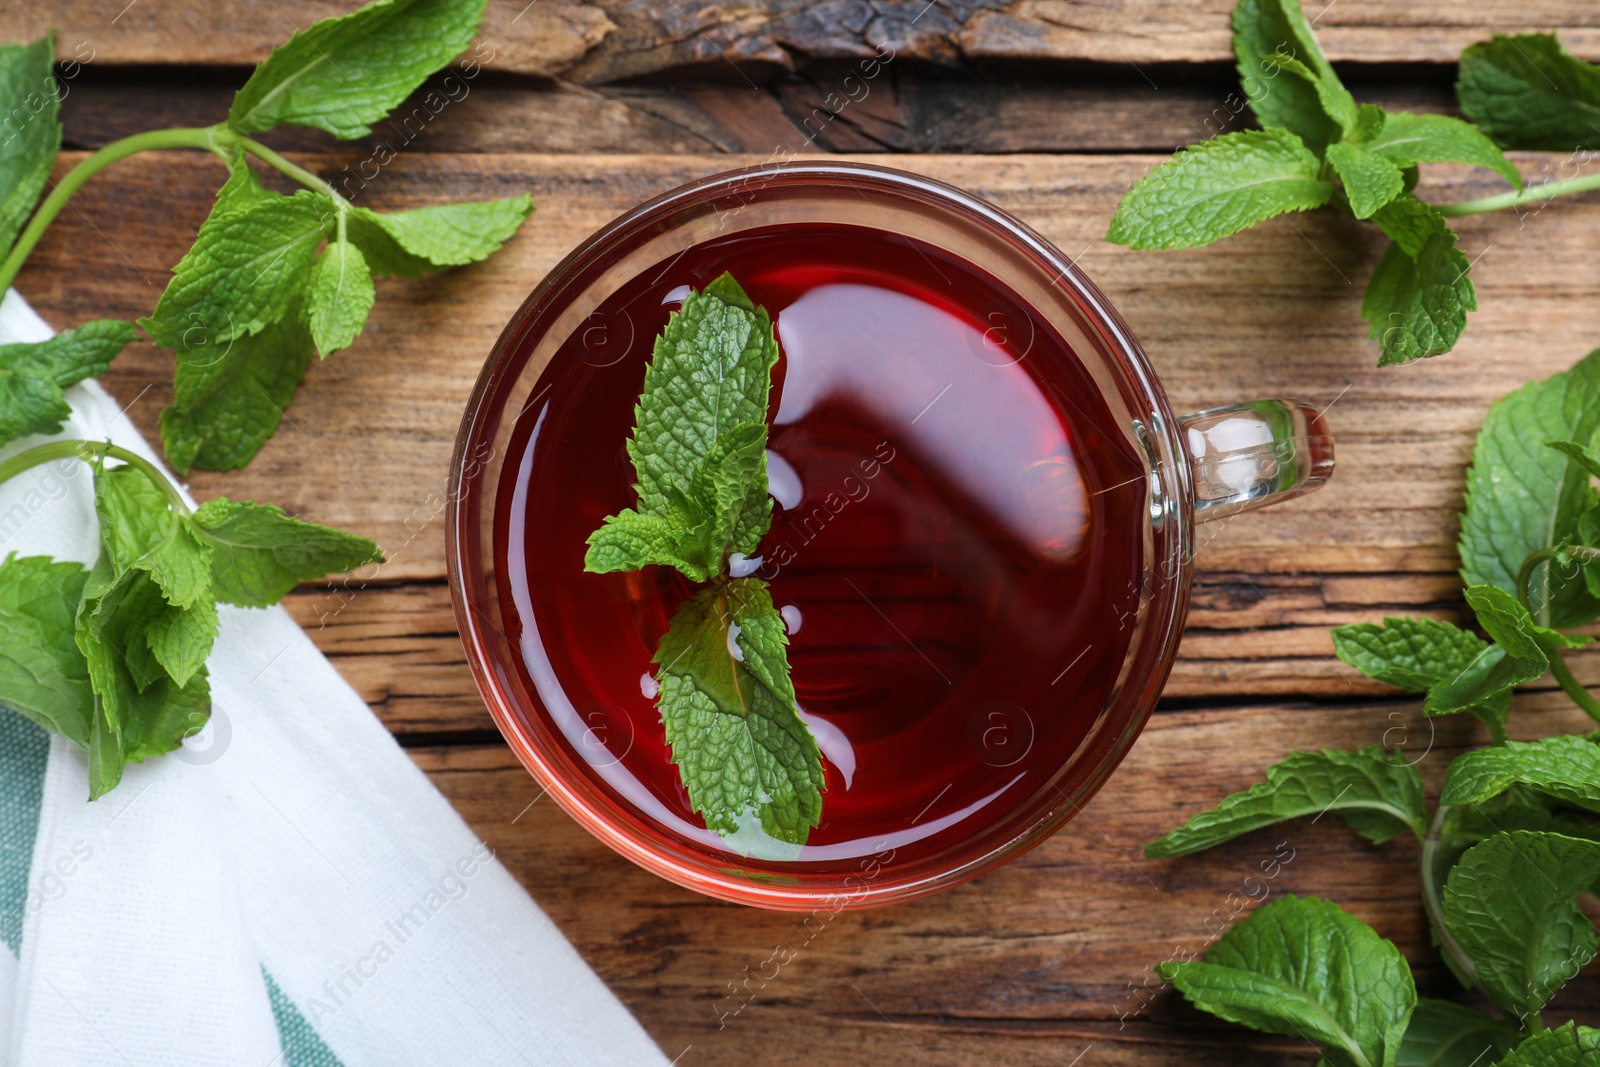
1145,747,1425,858
1232,0,1344,154
1497,1023,1600,1067
1462,353,1600,627
1107,128,1332,250
583,509,710,583
1329,615,1510,736
653,581,823,845
1264,50,1358,132
140,191,333,353
92,464,217,687
0,34,60,257
0,320,139,444
348,199,533,271
1443,736,1600,814
622,273,777,532
228,0,488,139
75,560,212,799
1158,895,1415,1067
0,553,93,747
696,420,772,560
1362,195,1474,365
1396,1000,1519,1067
1326,142,1407,220
305,236,374,356
1443,830,1600,1020
1458,34,1600,151
160,301,314,474
189,497,383,608
1363,112,1523,190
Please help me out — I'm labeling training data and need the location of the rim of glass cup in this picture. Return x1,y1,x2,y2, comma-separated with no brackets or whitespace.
446,160,1195,910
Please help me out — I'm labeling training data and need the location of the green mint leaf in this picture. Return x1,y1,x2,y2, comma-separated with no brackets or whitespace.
1329,615,1510,736
1231,0,1344,154
653,580,823,845
75,561,211,799
1395,1004,1516,1067
189,497,383,608
1362,112,1523,190
228,0,487,139
347,198,533,274
583,509,711,583
1442,736,1600,814
1549,438,1600,480
1458,34,1600,151
1325,142,1406,219
0,34,60,258
305,236,374,357
1362,195,1474,365
1443,830,1600,1020
92,464,217,686
0,320,139,444
1462,352,1600,627
1107,128,1332,250
1465,582,1588,658
624,272,777,530
1158,895,1415,1067
160,300,314,474
1396,1000,1520,1067
1497,1023,1600,1067
0,553,93,748
1145,747,1425,858
696,420,772,561
1263,50,1358,131
139,190,333,353
1412,584,1579,720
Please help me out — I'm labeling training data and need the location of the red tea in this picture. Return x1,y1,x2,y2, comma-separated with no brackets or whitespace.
496,222,1145,871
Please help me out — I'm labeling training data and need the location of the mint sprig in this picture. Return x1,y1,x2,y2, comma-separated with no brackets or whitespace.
1158,895,1417,1067
584,273,824,847
0,440,381,798
1110,0,1567,366
0,0,533,474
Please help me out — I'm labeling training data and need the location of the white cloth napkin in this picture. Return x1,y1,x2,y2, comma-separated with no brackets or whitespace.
0,290,671,1067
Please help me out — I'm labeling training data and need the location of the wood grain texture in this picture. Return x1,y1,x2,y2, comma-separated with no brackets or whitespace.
416,700,1600,1064
54,65,1459,156
8,0,1600,77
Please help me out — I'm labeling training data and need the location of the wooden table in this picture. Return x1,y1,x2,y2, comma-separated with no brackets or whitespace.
9,1,1600,1061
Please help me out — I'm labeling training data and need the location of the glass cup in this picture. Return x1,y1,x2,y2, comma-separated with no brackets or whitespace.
446,161,1333,910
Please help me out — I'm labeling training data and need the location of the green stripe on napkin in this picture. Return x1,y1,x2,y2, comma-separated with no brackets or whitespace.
0,708,49,956
265,969,347,1067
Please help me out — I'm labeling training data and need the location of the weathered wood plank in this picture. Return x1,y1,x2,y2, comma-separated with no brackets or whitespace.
414,699,1600,1065
11,0,1600,75
18,150,1598,589
55,66,1457,157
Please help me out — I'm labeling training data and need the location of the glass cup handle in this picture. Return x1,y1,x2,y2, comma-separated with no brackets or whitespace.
1177,400,1335,522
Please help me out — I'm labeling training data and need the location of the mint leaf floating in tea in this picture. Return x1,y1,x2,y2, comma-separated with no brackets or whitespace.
0,439,381,798
1157,895,1416,1067
584,273,824,846
1144,747,1426,858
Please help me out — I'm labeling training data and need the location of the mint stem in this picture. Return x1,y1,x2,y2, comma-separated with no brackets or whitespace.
1516,546,1600,723
0,123,349,294
0,440,187,513
1434,170,1600,217
1419,803,1478,986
